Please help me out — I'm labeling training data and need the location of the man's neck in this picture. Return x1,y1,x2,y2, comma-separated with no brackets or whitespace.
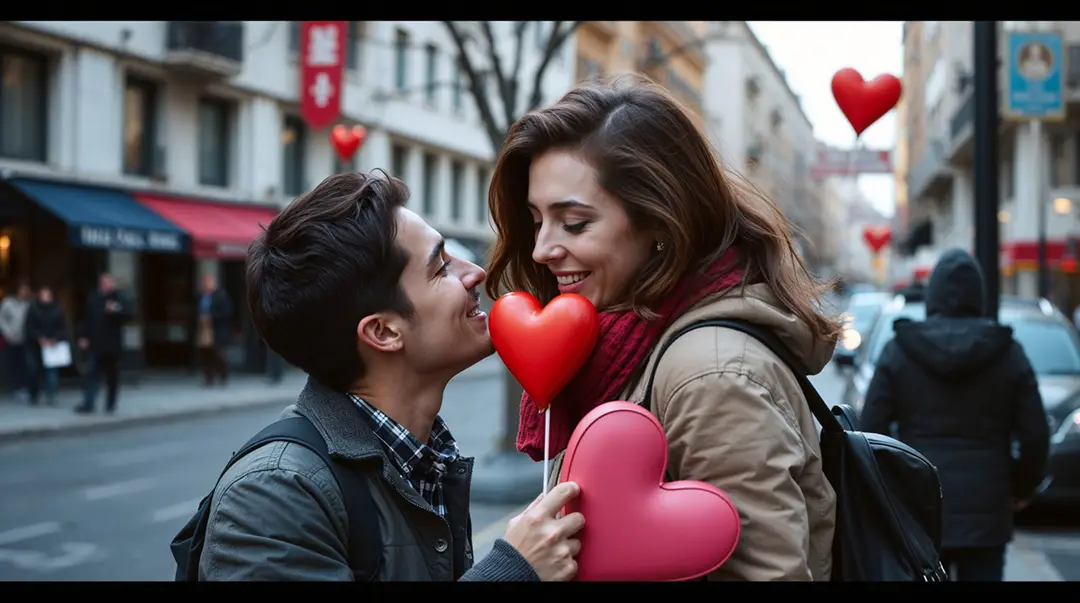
350,367,449,444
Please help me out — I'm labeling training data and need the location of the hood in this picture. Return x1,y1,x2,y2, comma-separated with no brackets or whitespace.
669,282,837,375
1037,374,1080,411
926,248,986,318
893,316,1014,378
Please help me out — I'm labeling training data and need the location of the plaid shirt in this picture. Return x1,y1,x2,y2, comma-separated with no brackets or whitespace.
348,393,460,519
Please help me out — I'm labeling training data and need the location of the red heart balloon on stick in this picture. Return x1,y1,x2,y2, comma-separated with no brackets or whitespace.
330,124,367,163
831,68,902,138
488,292,599,412
559,402,741,581
863,225,893,254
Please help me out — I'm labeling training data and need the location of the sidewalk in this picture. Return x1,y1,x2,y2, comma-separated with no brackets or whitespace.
0,354,503,443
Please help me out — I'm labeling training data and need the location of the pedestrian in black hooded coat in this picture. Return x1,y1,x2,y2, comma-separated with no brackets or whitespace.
860,248,1050,582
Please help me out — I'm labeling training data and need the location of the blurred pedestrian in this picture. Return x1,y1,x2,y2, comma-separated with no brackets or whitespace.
25,284,71,405
75,273,134,414
0,279,34,403
195,273,233,387
860,248,1050,582
187,171,584,582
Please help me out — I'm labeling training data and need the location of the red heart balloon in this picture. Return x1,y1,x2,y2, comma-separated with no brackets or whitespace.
330,124,367,163
488,292,598,411
863,225,893,254
558,402,741,581
831,68,902,137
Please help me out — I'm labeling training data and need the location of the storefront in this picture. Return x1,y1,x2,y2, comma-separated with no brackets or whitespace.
1000,240,1080,313
132,193,279,374
0,176,190,380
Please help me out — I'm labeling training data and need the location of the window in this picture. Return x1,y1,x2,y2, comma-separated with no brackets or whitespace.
282,115,307,197
452,59,464,112
123,75,158,177
391,143,408,181
0,48,47,162
450,160,464,221
394,29,410,91
346,22,362,72
197,98,231,187
422,152,437,216
289,21,301,54
580,58,602,82
425,44,438,104
1051,133,1077,187
476,167,489,225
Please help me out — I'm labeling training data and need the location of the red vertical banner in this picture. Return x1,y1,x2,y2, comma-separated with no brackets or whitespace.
298,21,347,131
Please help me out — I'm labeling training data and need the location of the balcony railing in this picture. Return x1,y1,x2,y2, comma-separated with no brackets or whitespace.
949,92,974,143
908,138,950,201
165,22,244,77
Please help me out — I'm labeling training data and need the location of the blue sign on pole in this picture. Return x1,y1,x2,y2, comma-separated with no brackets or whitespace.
1005,30,1065,121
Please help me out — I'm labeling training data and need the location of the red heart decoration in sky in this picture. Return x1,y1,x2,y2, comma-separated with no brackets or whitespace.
330,124,367,163
831,68,902,138
863,225,893,254
558,402,741,581
489,292,598,411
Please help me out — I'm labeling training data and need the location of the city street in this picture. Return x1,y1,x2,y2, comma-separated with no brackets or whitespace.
0,362,1074,581
0,370,520,581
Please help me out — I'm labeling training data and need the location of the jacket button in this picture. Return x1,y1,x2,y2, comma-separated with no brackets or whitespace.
435,538,449,553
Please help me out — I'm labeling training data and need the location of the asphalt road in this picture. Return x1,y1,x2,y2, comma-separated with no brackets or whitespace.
0,372,521,581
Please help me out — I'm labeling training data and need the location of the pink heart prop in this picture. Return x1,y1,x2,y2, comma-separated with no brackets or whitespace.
558,401,741,581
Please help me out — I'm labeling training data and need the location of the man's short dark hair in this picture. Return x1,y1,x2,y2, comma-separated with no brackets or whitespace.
247,170,413,391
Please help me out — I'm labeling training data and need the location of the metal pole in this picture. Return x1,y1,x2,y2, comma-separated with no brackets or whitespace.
1035,119,1050,299
973,21,1001,320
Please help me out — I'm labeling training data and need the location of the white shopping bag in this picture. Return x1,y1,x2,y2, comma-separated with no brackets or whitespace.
42,341,73,369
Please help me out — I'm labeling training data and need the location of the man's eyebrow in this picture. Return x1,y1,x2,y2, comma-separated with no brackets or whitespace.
427,238,446,270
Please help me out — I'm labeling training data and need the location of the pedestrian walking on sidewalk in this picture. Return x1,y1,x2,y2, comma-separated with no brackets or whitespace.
0,279,35,403
181,171,584,582
75,273,134,414
26,284,71,405
195,273,233,387
860,248,1051,581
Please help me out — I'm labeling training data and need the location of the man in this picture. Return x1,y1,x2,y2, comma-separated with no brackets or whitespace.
860,248,1049,582
198,171,584,581
0,279,34,403
76,273,135,414
195,273,233,387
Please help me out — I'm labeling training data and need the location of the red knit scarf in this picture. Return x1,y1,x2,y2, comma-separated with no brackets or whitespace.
516,247,744,462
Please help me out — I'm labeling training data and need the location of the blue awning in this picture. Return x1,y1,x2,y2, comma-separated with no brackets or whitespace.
4,178,188,254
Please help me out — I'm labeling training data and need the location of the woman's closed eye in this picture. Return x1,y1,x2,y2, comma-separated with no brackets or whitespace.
533,221,590,234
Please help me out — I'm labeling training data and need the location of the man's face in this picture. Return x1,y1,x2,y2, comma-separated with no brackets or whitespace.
17,284,31,300
383,207,493,376
100,275,115,293
202,274,216,293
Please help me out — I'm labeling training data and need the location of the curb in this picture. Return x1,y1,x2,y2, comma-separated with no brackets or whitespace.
0,397,293,445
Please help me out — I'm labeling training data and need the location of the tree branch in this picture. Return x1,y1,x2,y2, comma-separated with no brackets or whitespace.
508,21,529,120
443,21,508,153
480,22,512,122
526,21,583,113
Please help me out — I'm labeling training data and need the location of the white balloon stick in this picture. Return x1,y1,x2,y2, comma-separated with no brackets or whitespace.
542,408,551,496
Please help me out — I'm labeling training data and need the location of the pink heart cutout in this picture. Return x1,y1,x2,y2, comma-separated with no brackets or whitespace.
558,401,741,581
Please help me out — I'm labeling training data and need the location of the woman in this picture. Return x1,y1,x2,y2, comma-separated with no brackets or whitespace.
26,284,70,405
486,76,843,581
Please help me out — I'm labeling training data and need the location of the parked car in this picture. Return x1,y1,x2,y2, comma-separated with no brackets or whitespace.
833,291,894,367
835,295,1080,507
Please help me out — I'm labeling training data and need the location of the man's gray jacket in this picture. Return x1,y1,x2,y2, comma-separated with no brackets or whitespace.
198,377,539,581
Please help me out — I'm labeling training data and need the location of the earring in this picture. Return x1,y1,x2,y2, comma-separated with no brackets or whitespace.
656,241,665,252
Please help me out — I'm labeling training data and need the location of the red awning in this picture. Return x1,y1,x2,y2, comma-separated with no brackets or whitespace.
133,193,278,260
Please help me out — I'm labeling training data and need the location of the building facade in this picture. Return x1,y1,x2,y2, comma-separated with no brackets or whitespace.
0,20,575,375
902,20,1080,310
702,21,830,272
573,21,706,127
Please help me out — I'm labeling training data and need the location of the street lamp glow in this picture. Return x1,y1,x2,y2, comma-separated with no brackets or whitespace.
1053,197,1072,215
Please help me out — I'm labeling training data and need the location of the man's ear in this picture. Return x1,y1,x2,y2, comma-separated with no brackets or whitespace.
357,313,404,353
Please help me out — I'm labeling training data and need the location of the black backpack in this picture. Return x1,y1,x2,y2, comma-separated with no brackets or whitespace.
170,416,381,581
643,319,948,582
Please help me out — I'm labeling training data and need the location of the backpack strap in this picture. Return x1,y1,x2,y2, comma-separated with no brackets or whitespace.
641,318,844,434
220,416,382,581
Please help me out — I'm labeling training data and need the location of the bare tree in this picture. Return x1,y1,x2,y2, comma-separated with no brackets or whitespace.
442,21,583,156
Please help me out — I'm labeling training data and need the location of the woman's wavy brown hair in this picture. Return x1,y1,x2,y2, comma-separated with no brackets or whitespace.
485,74,843,345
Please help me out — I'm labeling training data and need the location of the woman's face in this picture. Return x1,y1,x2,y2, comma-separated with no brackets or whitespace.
527,149,653,311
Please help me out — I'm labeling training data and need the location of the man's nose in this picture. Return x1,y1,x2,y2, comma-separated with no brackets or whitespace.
460,261,486,290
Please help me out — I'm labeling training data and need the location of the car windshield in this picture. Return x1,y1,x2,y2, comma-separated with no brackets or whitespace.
845,296,889,333
866,303,1080,375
